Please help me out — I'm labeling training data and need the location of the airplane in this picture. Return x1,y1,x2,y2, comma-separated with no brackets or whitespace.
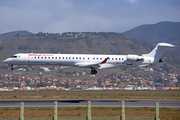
2,43,175,74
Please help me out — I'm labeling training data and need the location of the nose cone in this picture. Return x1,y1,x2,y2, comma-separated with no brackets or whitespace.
2,59,9,63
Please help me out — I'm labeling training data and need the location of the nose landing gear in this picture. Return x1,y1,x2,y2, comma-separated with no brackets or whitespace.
10,64,13,70
91,67,97,74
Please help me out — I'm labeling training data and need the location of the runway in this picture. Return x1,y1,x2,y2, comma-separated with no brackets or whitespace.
0,99,179,109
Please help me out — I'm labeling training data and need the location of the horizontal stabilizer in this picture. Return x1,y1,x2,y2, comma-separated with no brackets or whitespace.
142,43,175,59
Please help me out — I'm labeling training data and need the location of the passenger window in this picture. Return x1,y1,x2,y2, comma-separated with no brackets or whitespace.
112,58,114,60
79,57,81,59
38,57,39,59
88,58,89,60
41,57,43,59
116,58,117,60
52,57,54,59
100,58,102,60
119,58,121,60
34,57,36,59
69,57,71,59
55,57,57,59
122,58,124,60
83,58,85,60
48,57,50,59
108,58,110,60
93,58,95,60
73,57,74,59
59,57,61,59
45,57,46,59
97,58,98,60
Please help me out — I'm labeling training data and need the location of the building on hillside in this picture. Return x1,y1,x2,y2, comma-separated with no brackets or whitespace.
77,85,89,88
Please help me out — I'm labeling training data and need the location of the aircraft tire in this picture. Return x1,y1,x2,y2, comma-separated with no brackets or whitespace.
91,68,97,74
11,65,13,71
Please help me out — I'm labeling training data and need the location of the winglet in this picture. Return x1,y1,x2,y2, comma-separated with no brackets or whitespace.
101,57,109,64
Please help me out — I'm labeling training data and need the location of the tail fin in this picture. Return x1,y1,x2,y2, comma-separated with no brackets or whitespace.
142,43,175,59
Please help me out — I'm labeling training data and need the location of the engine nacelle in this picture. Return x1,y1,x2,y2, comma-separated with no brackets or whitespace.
127,54,143,61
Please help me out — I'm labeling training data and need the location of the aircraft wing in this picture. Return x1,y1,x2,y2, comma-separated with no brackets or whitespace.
76,57,109,69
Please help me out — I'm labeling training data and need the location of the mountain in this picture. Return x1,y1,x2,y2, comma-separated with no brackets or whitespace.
123,21,180,70
123,21,180,44
0,30,34,42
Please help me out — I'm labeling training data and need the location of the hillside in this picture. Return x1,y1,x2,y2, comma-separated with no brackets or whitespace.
0,32,151,64
0,30,34,42
123,21,180,44
0,32,152,59
0,32,179,74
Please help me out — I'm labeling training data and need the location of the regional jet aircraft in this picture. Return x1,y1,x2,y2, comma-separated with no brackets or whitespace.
3,43,175,74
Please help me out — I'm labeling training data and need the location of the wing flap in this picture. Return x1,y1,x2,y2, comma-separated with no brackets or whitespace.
77,63,100,68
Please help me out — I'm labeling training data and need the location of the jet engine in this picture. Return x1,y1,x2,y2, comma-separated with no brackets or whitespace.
127,54,143,61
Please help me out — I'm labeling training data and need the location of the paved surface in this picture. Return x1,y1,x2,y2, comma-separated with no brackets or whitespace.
0,90,180,95
0,99,179,109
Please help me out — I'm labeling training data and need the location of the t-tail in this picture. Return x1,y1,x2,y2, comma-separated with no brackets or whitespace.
142,43,175,63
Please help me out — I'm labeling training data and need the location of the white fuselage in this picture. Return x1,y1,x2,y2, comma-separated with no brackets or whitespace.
3,53,155,69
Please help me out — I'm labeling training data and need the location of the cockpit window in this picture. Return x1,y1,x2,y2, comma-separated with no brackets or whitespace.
10,56,17,58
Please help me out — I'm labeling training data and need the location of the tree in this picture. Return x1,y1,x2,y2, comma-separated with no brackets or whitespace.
25,80,31,86
65,82,70,88
156,77,163,84
15,84,20,88
111,78,116,83
37,82,47,87
97,78,102,87
176,75,180,81
137,81,141,86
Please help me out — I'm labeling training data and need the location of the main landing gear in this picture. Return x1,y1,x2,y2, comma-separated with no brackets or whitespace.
91,67,97,74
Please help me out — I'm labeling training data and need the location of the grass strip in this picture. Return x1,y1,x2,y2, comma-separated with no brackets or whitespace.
0,93,179,99
0,107,179,120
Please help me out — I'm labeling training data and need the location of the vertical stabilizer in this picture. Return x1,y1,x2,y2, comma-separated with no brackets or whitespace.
142,43,175,59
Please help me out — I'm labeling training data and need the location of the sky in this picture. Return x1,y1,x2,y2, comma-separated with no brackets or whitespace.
0,0,180,34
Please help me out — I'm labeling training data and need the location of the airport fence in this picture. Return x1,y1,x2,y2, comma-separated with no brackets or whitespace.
0,100,163,120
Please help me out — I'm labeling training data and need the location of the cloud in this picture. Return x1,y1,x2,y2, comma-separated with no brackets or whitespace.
0,0,179,34
126,0,138,4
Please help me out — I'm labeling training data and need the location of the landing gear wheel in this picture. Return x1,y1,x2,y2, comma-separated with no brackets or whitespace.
91,68,97,74
10,65,13,71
